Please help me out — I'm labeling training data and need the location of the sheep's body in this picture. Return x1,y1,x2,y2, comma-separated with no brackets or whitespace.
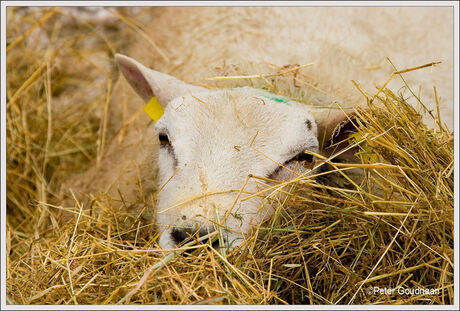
126,7,453,128
67,7,453,249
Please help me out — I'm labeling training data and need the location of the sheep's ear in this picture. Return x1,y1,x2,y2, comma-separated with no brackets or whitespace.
114,53,206,106
312,108,360,161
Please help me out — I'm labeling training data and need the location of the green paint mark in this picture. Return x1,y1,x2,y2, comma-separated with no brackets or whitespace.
259,93,292,105
270,96,290,103
232,86,293,105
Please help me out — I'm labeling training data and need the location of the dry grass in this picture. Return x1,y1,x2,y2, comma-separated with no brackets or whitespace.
6,7,453,305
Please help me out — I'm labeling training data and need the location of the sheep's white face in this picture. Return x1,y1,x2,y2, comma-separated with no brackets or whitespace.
115,54,354,250
155,88,318,248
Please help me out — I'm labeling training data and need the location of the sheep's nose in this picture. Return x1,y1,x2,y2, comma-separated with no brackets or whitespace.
171,227,207,245
171,228,192,244
170,227,219,248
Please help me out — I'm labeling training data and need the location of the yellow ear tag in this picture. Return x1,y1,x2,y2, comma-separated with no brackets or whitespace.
144,96,164,122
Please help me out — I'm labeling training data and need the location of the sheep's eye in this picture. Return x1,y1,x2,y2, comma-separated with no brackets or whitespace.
159,133,170,146
293,150,314,163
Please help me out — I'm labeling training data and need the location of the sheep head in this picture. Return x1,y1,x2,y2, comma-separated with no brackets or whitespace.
115,54,357,250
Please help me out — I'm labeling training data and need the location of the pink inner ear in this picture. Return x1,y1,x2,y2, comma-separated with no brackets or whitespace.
325,118,360,160
330,119,357,145
121,64,153,99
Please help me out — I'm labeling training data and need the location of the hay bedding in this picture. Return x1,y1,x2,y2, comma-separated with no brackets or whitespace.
5,7,453,305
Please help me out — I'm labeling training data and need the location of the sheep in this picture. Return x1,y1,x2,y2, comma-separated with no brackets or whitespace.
118,7,452,129
115,53,363,248
69,7,453,250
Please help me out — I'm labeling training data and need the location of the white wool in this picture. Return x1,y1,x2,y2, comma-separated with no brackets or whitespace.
128,7,453,129
68,7,453,249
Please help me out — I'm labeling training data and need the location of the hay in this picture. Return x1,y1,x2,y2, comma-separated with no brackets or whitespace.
6,7,453,305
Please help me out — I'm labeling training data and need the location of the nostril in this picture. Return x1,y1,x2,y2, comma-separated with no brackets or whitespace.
170,227,219,248
171,228,192,244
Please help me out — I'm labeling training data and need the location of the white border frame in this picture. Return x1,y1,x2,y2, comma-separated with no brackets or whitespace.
1,1,458,310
